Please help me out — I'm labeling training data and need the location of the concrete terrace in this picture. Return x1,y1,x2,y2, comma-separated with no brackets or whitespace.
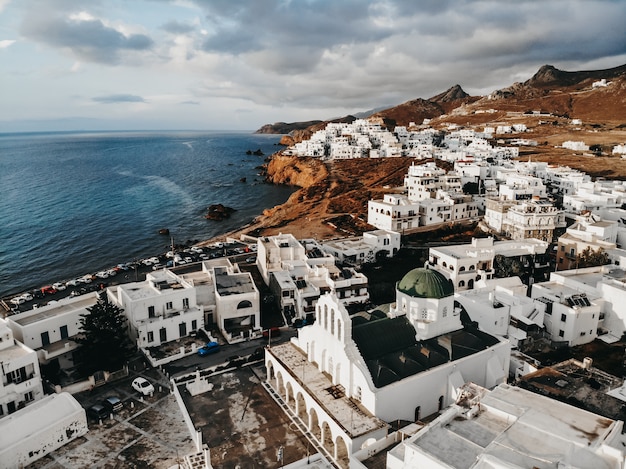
269,342,387,438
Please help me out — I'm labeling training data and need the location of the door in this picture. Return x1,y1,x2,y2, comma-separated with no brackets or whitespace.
179,322,187,338
159,328,167,343
41,331,50,346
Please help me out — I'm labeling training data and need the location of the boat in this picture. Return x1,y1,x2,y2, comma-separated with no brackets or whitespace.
158,228,170,235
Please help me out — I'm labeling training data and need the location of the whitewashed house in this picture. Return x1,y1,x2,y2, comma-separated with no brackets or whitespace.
321,230,401,265
530,274,601,346
0,319,44,417
258,233,370,324
109,270,204,348
265,267,510,467
6,292,98,370
562,140,590,151
209,262,260,340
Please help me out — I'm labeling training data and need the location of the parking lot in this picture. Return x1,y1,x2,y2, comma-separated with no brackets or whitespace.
28,367,197,469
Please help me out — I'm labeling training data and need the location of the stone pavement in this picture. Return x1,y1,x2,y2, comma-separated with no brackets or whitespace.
27,368,198,469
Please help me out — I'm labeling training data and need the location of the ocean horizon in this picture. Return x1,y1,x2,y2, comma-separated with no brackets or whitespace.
0,130,295,298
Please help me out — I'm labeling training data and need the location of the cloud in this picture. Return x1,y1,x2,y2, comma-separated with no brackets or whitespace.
161,20,196,34
93,94,146,104
182,0,626,112
20,10,154,64
180,100,200,105
0,39,16,49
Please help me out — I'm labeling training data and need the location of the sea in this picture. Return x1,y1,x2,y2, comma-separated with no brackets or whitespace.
0,130,295,298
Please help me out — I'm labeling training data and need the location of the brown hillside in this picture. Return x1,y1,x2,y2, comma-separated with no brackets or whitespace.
221,63,626,243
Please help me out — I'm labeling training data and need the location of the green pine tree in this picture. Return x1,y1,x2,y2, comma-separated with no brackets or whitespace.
75,294,135,375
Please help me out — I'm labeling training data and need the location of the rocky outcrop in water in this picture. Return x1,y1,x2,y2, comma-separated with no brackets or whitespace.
205,204,236,221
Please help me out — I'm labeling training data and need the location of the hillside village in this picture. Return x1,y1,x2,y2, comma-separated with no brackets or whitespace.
2,64,626,468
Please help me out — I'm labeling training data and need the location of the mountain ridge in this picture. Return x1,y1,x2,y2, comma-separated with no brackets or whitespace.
255,63,626,142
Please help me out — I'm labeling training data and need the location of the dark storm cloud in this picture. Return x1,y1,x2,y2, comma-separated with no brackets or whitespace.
93,94,146,104
21,14,154,64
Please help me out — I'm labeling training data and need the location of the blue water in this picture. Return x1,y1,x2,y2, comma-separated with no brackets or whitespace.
0,131,294,297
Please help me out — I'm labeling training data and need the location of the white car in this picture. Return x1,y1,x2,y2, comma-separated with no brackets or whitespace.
131,377,155,396
52,282,67,291
10,296,25,306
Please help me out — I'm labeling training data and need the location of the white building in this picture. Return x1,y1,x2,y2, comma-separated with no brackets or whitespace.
6,292,98,370
0,319,44,417
265,267,510,467
321,230,401,265
384,382,626,469
485,197,565,242
0,392,88,469
428,237,496,291
455,279,545,348
257,233,370,324
109,269,205,348
563,180,626,214
367,194,421,232
368,163,479,231
562,140,590,151
428,237,550,291
530,274,601,346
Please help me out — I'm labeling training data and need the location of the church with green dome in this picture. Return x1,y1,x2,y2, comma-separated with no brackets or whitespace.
393,266,462,341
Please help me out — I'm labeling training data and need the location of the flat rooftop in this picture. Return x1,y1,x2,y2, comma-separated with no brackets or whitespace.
11,293,98,326
0,393,83,450
401,383,617,469
214,268,256,295
268,342,388,438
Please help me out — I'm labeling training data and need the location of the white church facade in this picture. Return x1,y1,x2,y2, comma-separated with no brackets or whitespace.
264,267,510,467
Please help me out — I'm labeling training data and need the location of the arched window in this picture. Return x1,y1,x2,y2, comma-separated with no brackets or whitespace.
469,265,475,271
330,309,335,335
442,261,447,268
459,280,465,287
237,300,252,309
354,386,362,401
459,266,466,272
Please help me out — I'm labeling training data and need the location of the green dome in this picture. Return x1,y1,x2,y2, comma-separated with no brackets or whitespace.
397,267,454,299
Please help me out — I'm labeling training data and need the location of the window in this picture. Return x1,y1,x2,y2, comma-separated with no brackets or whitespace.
561,313,566,322
580,331,586,336
24,391,34,403
166,302,173,310
354,386,362,401
558,330,564,337
147,331,154,343
443,306,448,318
148,306,155,318
60,325,68,339
41,331,50,347
183,298,189,309
191,320,197,331
237,300,252,309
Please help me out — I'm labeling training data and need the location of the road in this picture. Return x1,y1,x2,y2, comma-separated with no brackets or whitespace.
162,328,297,378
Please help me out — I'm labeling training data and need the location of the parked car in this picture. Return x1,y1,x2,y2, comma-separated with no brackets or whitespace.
131,377,155,396
87,404,109,421
40,285,57,295
18,293,34,302
197,341,220,356
102,396,123,413
52,282,67,291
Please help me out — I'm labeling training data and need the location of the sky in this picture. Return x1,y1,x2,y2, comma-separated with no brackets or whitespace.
1,0,625,132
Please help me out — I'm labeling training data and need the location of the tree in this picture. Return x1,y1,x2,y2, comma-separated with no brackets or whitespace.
576,247,610,268
75,294,135,375
463,181,480,195
493,254,525,278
